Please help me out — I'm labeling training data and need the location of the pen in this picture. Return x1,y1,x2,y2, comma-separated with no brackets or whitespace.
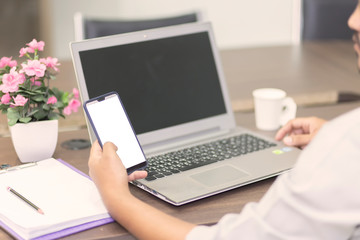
7,187,44,215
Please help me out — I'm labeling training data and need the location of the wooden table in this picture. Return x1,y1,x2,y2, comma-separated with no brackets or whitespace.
222,40,360,100
1,40,360,239
0,101,358,240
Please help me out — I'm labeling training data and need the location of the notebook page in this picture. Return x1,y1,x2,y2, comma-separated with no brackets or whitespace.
0,158,109,237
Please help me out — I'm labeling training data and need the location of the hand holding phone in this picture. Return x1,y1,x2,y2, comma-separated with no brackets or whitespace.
84,92,147,174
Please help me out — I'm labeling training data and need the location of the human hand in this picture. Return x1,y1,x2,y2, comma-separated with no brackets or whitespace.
89,142,195,240
88,141,147,199
275,117,327,149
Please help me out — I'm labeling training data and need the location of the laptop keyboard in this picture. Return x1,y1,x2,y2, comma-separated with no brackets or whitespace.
144,134,277,181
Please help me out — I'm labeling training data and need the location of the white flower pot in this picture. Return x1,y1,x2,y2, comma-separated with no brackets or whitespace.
9,120,58,163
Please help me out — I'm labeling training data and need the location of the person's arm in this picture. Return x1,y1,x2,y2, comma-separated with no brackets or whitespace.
88,141,195,240
275,117,327,148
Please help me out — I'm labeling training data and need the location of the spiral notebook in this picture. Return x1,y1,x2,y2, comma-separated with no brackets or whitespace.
0,158,112,240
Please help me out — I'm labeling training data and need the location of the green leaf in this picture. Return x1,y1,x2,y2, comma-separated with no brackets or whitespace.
52,88,64,100
48,89,55,96
32,95,45,102
17,89,35,96
20,80,32,89
7,108,20,119
33,109,47,120
26,109,39,117
29,85,46,92
61,92,70,105
8,118,18,126
43,104,50,111
19,117,32,123
55,101,64,108
7,108,20,126
52,87,60,95
48,112,60,120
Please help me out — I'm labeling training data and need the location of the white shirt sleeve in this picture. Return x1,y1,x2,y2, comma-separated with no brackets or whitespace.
187,108,360,240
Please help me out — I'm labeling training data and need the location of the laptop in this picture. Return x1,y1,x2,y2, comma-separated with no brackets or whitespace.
70,22,300,206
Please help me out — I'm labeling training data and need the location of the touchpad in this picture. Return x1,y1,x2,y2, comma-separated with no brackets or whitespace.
190,165,249,187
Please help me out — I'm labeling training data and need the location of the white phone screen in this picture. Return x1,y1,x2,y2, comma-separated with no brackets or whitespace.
85,93,147,171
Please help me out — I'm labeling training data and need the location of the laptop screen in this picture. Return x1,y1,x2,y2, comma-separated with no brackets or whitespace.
79,31,226,135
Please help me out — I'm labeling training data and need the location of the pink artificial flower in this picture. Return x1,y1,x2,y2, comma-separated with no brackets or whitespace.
40,57,60,72
11,95,28,106
47,96,57,104
73,88,79,99
63,98,81,115
68,98,81,112
0,67,25,93
30,77,41,86
0,57,17,68
1,93,11,104
63,106,72,115
27,39,45,52
19,47,29,57
26,47,35,54
21,60,46,78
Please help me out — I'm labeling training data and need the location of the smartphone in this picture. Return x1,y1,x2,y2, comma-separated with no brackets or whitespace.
83,92,147,174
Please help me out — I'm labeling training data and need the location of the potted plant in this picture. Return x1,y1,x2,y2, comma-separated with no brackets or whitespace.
0,39,80,162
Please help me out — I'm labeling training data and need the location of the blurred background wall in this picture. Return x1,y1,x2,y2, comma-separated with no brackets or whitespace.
1,0,298,60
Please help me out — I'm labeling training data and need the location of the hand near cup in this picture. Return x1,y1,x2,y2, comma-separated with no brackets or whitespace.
275,117,327,149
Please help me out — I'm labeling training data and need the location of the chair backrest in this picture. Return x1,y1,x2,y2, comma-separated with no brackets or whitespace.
74,12,202,41
301,0,356,40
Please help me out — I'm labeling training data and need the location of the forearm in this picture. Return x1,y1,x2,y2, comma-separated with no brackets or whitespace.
88,141,195,239
104,191,196,240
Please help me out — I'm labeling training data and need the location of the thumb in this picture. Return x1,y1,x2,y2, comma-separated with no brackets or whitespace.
128,170,148,182
103,141,118,152
283,134,312,148
102,142,120,160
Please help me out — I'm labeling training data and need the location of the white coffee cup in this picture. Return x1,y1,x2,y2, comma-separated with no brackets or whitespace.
252,88,297,131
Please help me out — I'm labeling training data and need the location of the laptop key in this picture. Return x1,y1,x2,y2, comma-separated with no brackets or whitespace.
145,176,157,181
154,174,165,178
147,171,158,176
160,171,173,176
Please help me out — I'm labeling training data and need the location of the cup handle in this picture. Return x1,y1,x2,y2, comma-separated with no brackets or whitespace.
280,97,297,126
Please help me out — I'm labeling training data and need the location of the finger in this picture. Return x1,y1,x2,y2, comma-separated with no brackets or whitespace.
275,121,295,140
101,142,128,174
292,128,305,135
89,141,103,172
283,134,312,147
128,170,148,181
90,142,115,178
275,118,310,140
102,142,119,160
90,140,102,157
102,141,118,152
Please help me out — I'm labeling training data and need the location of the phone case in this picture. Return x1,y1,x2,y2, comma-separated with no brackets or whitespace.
83,91,147,174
